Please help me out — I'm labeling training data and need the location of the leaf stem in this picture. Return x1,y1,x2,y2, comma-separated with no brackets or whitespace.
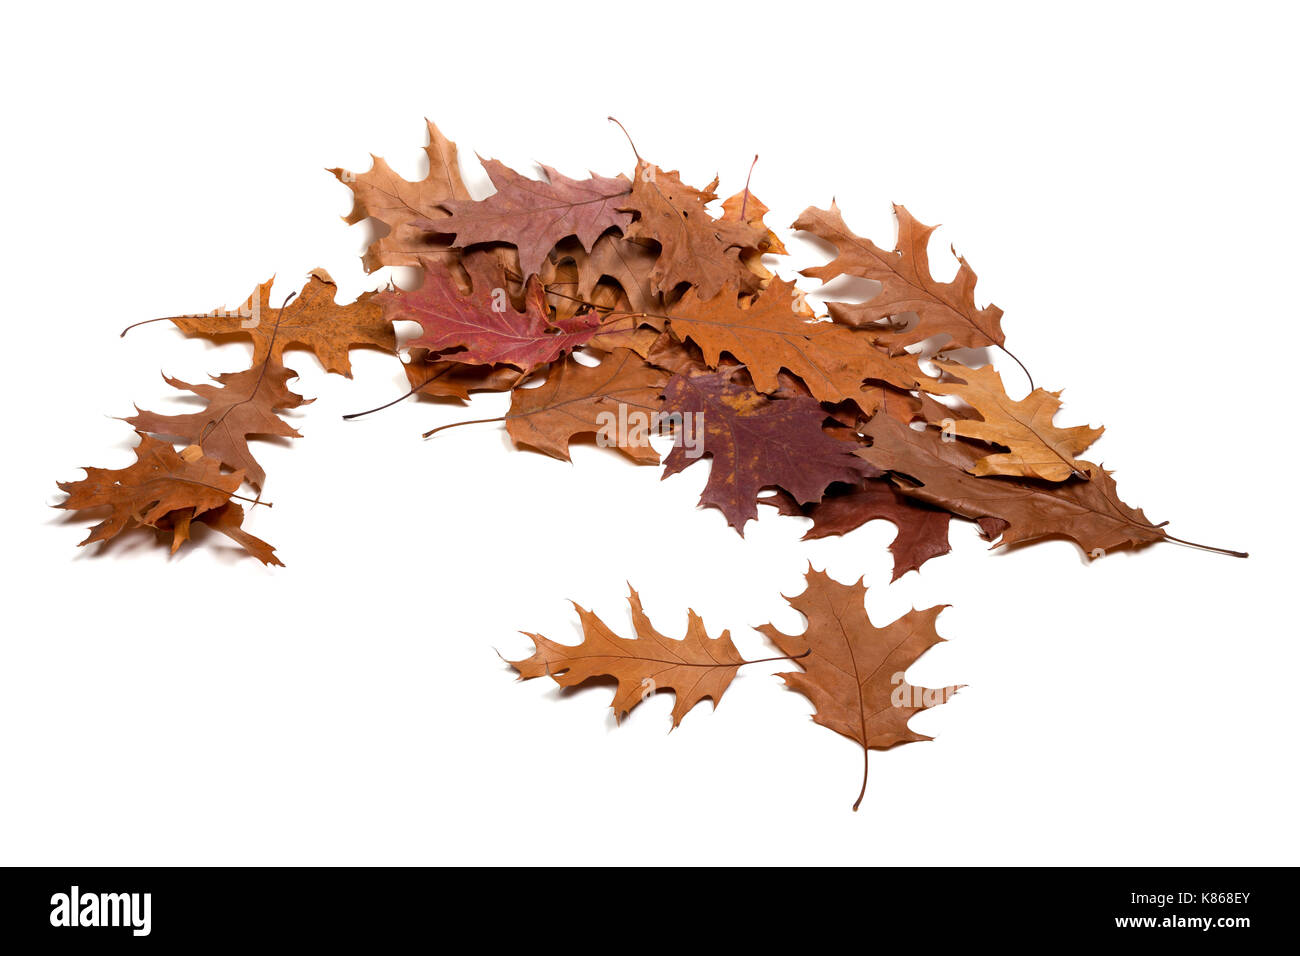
423,416,505,439
853,749,868,812
119,316,173,337
1161,533,1248,558
607,116,643,164
999,344,1034,392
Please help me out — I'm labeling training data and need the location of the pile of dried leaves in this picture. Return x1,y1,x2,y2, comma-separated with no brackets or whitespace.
58,120,1245,808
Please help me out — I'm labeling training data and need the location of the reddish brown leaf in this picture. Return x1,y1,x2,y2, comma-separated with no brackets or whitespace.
660,369,875,532
381,258,598,371
422,159,632,279
799,481,953,581
125,358,309,489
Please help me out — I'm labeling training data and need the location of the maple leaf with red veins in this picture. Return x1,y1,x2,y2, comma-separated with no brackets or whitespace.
417,159,633,279
381,259,599,370
661,369,876,533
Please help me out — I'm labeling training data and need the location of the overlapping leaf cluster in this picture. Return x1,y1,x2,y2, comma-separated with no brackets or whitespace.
57,121,1242,807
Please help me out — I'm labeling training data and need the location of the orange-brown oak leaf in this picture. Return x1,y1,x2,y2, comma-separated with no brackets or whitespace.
509,586,745,727
758,567,959,810
619,162,761,299
919,361,1103,481
166,270,394,377
125,358,309,489
382,259,597,371
665,278,917,404
329,119,470,273
660,370,876,533
793,202,1005,354
57,433,256,555
861,413,1165,555
421,159,632,279
499,348,667,463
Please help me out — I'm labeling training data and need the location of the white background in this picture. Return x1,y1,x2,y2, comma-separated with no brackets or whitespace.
2,1,1295,865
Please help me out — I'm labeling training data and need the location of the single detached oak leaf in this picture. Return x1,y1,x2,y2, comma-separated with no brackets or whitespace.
509,586,746,727
861,413,1165,555
165,269,394,377
794,201,1005,354
660,369,875,532
381,258,598,371
125,358,309,489
759,567,959,810
918,360,1103,481
422,159,633,279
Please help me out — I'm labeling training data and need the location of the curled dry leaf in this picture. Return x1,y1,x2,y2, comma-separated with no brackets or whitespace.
509,586,746,727
758,567,959,810
57,433,279,564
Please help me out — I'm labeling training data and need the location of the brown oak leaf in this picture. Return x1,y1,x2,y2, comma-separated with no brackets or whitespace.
793,201,1005,354
759,567,959,810
166,270,394,377
660,370,875,532
509,586,746,727
620,162,762,299
861,413,1165,555
329,119,470,272
494,349,667,463
125,358,309,489
57,434,278,564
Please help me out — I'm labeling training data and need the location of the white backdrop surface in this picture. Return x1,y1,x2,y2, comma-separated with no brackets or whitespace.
1,1,1295,865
